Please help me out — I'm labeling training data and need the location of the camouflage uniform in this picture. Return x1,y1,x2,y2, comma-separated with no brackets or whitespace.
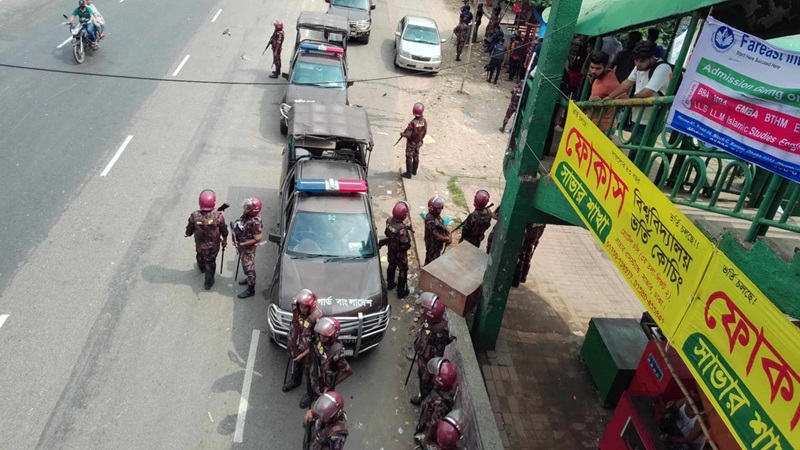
269,28,285,74
502,84,524,131
309,339,353,403
417,389,456,444
235,214,263,287
385,217,412,295
185,210,228,273
286,308,323,389
514,224,546,286
413,320,452,401
459,208,493,248
424,212,449,265
401,116,428,170
453,22,469,61
308,414,348,450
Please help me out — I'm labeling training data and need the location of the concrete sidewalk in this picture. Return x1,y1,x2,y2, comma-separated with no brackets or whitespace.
400,169,645,449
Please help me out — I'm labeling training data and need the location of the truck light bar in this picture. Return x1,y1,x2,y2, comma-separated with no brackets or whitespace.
296,178,367,193
299,42,345,55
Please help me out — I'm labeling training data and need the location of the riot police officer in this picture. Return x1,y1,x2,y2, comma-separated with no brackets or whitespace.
384,201,412,298
267,20,285,78
400,103,428,179
424,196,451,265
303,391,348,449
416,357,458,445
459,190,494,248
284,289,323,396
411,293,453,405
185,189,228,290
232,197,262,298
432,410,466,450
306,317,353,408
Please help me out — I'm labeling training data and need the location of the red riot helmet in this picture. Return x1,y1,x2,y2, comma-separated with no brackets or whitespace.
420,292,445,323
315,317,341,344
274,20,284,30
473,190,490,209
427,195,445,215
413,102,424,117
392,201,409,221
293,289,317,310
312,391,345,424
243,197,262,216
427,357,457,391
199,189,216,211
436,409,466,449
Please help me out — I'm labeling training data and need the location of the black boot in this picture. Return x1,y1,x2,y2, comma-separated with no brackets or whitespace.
410,395,424,406
238,279,249,285
396,276,410,299
238,284,255,299
269,71,279,79
511,265,522,288
401,158,412,179
299,393,311,409
204,271,215,290
386,268,396,290
411,161,419,176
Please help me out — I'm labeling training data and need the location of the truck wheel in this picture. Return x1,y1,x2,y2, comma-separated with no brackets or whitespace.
362,32,370,44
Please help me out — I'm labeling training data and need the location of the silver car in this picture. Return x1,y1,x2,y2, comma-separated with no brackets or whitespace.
394,16,445,73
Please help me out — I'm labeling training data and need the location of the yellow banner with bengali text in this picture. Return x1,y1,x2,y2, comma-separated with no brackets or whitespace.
672,252,800,448
550,102,715,337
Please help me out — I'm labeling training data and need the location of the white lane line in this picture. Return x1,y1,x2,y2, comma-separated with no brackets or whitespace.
211,9,222,23
0,315,8,329
100,135,134,177
233,330,260,443
172,55,190,77
57,38,72,49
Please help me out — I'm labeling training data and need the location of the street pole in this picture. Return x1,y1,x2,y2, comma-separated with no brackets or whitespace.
471,0,583,351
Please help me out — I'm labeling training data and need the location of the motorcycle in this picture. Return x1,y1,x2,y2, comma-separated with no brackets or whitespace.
62,14,98,64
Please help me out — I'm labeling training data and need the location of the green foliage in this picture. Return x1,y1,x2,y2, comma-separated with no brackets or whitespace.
447,177,469,211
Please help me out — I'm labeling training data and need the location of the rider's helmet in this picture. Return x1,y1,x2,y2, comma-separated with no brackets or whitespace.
78,0,87,7
199,189,216,211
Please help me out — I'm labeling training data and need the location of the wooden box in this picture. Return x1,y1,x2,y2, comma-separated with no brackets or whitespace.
418,242,489,316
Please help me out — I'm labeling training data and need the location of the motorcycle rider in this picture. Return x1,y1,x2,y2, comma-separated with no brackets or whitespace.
65,0,98,49
86,0,105,40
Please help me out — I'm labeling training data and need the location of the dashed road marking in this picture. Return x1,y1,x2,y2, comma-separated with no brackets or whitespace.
172,55,190,77
57,38,72,49
233,329,260,443
100,135,134,177
211,9,222,23
0,315,8,329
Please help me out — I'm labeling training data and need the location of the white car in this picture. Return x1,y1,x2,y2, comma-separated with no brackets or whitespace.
394,16,445,73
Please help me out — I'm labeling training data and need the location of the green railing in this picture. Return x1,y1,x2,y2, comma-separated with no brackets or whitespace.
570,96,800,242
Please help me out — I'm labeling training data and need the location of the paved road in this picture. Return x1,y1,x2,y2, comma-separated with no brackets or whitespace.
0,0,460,447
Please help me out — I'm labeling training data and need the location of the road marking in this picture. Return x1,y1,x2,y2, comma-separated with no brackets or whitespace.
100,135,134,177
0,315,7,329
57,38,72,49
172,55,190,77
211,9,222,23
233,330,260,443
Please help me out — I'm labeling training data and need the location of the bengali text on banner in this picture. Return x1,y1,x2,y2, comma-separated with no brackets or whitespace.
550,102,715,337
672,251,800,448
668,16,800,183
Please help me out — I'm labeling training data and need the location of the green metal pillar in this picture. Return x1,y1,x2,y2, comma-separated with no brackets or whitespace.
472,0,582,351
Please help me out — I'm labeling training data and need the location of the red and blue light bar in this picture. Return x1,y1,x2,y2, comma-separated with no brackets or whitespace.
299,42,345,55
296,178,367,193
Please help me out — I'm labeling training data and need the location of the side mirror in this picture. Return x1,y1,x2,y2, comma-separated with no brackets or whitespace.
395,31,401,37
268,233,281,244
441,38,447,43
63,14,69,19
281,73,289,80
346,81,354,87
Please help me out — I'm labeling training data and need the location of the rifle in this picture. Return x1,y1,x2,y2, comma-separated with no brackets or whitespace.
303,417,316,450
217,203,229,275
404,349,418,386
450,201,494,235
377,237,389,248
283,355,292,386
262,42,272,56
393,135,404,146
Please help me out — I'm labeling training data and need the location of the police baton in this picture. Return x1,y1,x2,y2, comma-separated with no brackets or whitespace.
303,417,316,450
404,349,418,386
283,355,292,386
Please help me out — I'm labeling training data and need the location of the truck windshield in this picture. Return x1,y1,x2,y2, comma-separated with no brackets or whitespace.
287,211,375,258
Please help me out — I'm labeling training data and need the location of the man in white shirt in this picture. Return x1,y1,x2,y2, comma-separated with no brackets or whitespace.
606,41,672,160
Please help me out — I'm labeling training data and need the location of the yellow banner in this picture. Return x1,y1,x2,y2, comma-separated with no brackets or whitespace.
672,252,800,448
550,102,715,336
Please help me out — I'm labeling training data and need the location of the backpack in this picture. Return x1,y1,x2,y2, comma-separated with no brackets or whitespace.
648,60,682,95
